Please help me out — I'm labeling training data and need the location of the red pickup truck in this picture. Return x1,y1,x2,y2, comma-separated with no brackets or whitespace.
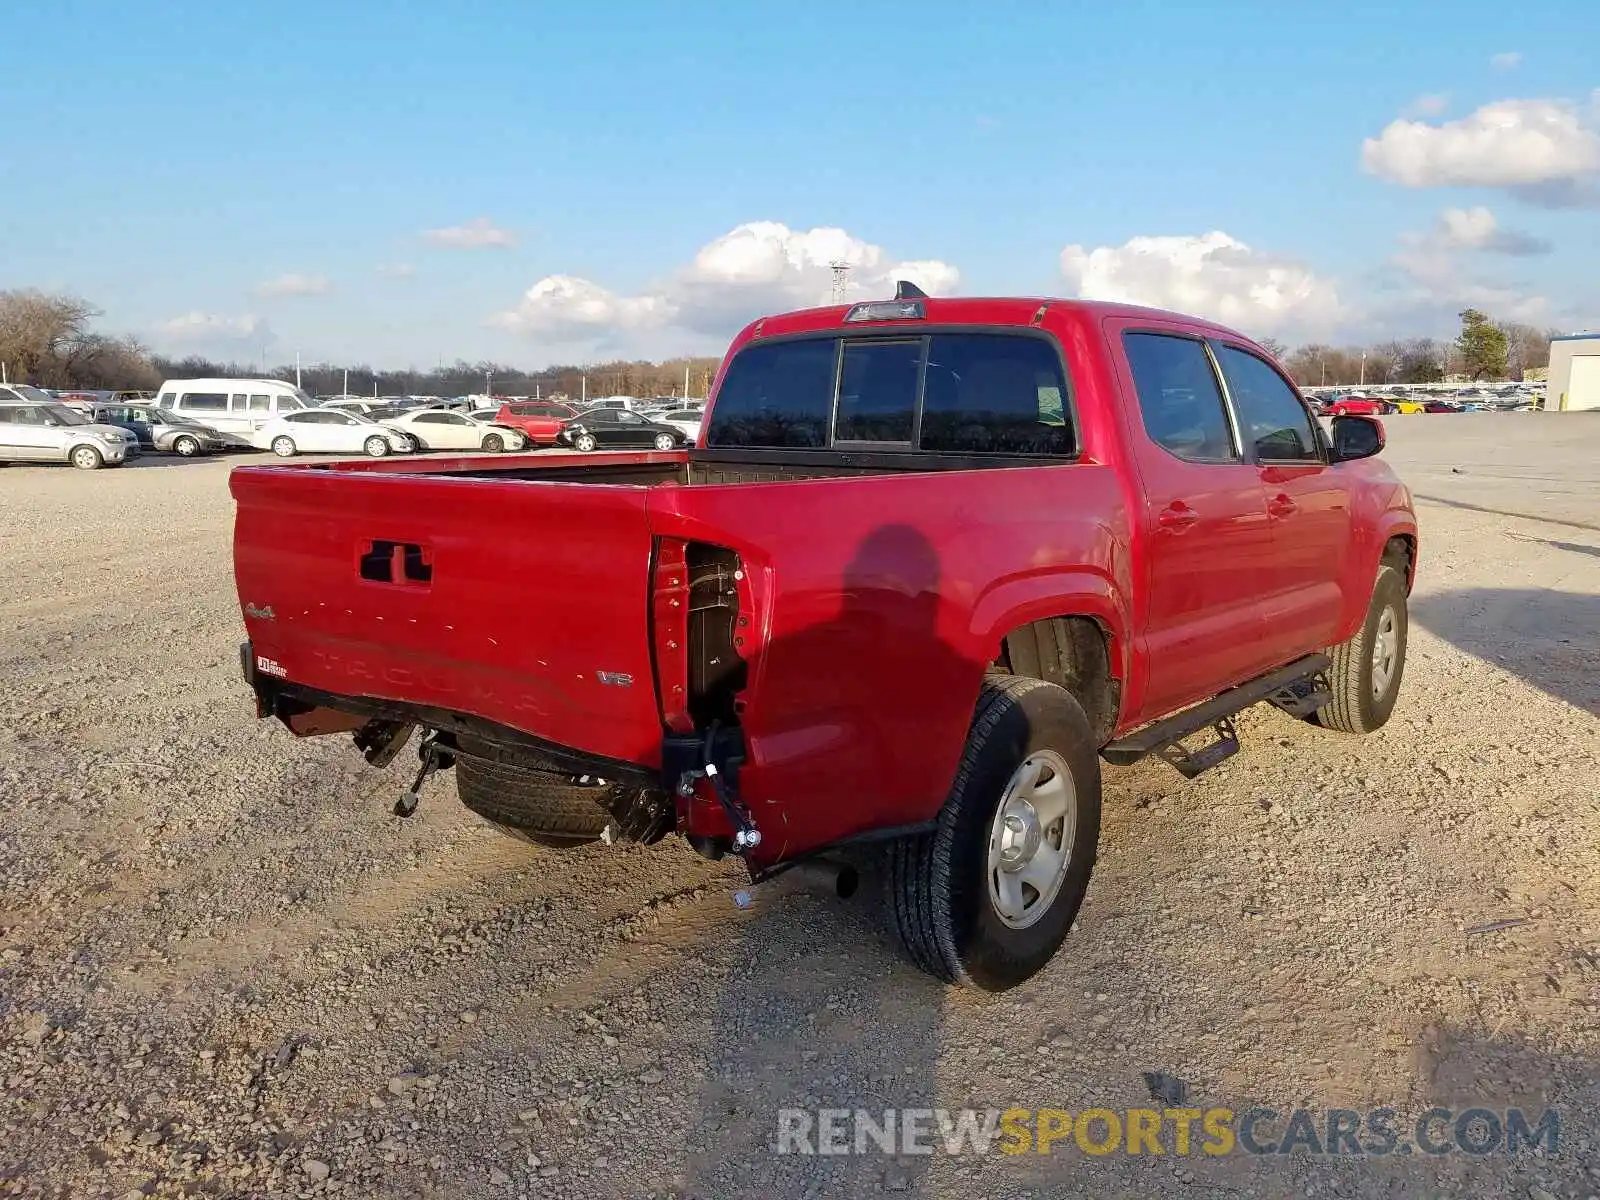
233,288,1416,990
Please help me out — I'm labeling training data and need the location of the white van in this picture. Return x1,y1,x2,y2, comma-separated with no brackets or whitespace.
157,378,317,446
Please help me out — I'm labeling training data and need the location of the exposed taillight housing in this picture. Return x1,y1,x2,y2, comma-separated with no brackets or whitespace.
650,538,749,734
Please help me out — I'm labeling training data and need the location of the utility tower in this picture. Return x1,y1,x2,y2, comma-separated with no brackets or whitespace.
829,261,852,303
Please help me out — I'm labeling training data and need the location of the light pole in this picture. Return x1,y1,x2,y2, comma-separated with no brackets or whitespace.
1359,352,1366,387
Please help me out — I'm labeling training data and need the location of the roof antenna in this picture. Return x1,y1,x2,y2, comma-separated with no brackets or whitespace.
894,280,929,300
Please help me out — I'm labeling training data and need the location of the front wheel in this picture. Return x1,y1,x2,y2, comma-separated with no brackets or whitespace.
70,445,105,470
885,676,1102,991
1315,563,1408,734
364,436,392,458
481,433,505,452
653,433,676,451
271,436,297,457
573,433,597,452
172,435,202,457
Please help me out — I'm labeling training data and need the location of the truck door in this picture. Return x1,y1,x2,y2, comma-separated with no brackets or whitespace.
1114,328,1278,723
1212,342,1351,656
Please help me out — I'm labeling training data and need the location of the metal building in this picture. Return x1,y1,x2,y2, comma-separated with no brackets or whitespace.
1547,333,1600,411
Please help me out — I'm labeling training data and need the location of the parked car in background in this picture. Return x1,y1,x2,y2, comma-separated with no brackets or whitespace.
157,378,316,446
384,408,528,452
1422,399,1462,414
0,396,140,468
259,409,416,458
88,402,248,455
651,407,705,442
1392,399,1426,415
494,400,578,444
1328,395,1388,417
577,396,639,414
558,408,691,452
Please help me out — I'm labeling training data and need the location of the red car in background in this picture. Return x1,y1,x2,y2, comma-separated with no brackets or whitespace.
1327,394,1389,417
494,400,578,444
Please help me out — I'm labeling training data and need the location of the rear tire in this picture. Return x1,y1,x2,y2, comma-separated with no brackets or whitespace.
1315,563,1408,734
70,445,104,470
271,436,297,457
885,676,1101,991
454,741,612,846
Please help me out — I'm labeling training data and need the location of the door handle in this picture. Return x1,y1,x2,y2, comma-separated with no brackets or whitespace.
1157,503,1200,532
1268,493,1298,517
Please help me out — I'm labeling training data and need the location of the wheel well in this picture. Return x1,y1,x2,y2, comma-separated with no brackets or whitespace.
1383,534,1415,592
996,616,1119,745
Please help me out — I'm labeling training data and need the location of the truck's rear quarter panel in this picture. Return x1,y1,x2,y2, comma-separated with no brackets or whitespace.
232,464,667,767
653,462,1126,861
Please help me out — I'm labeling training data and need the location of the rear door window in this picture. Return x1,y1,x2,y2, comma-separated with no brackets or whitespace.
1122,334,1238,463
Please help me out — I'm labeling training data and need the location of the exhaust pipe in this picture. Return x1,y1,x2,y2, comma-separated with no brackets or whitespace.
786,859,860,900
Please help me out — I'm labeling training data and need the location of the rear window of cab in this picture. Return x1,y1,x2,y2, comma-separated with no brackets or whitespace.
705,332,1075,456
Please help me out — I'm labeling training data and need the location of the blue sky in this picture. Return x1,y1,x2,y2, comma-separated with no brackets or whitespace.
4,0,1597,368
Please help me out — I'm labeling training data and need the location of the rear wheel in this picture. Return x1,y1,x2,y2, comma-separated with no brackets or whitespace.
481,433,505,452
364,436,391,458
172,435,201,457
885,675,1101,990
1315,563,1408,734
271,436,297,457
70,445,104,470
454,740,612,846
574,433,597,452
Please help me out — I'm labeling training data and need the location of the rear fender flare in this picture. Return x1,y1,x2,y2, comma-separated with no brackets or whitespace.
968,571,1129,683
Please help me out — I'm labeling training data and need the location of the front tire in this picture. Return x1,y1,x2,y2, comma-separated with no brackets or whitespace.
70,445,104,470
885,676,1101,991
653,433,676,451
172,435,202,457
271,436,297,457
574,433,597,452
364,436,391,458
1315,563,1408,734
481,433,505,452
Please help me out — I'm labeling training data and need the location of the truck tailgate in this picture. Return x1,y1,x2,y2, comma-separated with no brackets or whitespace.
231,465,666,768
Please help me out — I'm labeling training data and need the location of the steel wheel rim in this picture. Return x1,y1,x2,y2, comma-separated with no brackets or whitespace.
1371,605,1397,698
986,750,1076,930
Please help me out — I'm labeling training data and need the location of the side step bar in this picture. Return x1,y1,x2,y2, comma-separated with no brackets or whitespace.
1102,654,1331,777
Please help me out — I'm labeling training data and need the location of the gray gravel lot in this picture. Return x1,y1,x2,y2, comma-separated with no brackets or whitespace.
1,415,1598,1199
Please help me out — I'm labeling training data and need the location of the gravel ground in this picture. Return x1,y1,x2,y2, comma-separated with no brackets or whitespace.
1,415,1597,1200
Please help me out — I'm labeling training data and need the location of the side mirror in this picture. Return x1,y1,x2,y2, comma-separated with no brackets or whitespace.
1330,414,1384,462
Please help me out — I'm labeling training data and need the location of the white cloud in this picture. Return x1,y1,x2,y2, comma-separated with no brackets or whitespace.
255,272,330,298
1058,231,1343,337
492,221,961,342
1433,206,1549,255
1491,51,1523,71
491,275,674,338
376,263,415,279
156,312,264,339
1381,211,1553,329
422,218,517,249
1409,93,1450,117
1360,95,1600,203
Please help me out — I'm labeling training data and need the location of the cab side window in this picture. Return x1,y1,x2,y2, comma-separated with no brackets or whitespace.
1122,333,1237,463
1215,346,1320,462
